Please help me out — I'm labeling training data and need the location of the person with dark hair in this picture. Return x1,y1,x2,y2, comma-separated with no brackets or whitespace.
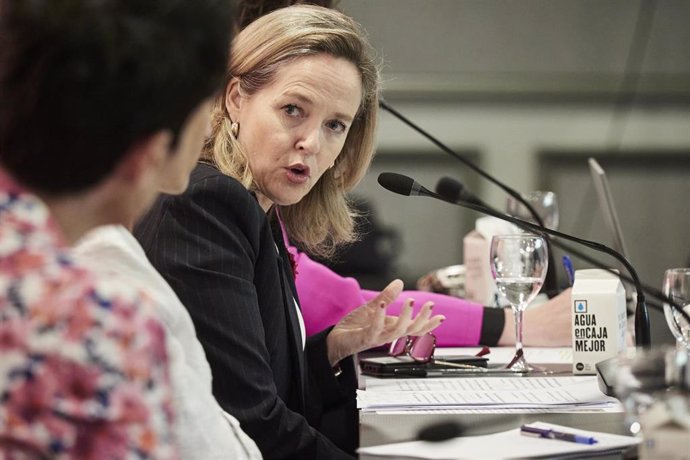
0,1,233,458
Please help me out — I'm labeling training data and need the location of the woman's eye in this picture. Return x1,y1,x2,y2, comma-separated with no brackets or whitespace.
326,120,347,133
283,104,300,116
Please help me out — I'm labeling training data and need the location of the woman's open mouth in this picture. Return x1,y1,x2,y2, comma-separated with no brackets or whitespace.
286,164,310,184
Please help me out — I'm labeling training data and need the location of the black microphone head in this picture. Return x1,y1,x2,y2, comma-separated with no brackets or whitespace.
377,172,415,196
435,177,464,202
417,421,463,442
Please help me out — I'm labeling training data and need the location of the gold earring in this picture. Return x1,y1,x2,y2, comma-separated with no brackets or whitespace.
230,121,239,139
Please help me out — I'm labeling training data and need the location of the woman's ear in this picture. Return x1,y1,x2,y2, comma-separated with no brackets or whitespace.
225,78,242,121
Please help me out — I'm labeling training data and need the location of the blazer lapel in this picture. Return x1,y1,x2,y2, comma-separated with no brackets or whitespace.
271,219,307,411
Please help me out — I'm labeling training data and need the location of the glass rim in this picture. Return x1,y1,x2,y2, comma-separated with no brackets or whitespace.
506,190,556,199
521,190,556,199
490,234,544,240
665,268,690,274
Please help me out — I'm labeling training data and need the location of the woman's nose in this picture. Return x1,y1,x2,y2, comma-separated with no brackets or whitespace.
295,125,321,154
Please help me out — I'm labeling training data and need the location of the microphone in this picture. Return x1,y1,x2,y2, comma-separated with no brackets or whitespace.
377,172,654,348
377,172,440,199
417,421,463,442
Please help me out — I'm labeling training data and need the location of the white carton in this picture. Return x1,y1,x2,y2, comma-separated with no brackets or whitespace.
462,217,516,306
571,269,627,375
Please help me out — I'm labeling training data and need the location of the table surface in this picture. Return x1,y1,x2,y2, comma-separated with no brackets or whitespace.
357,347,634,459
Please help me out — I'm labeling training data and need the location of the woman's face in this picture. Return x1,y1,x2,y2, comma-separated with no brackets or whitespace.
226,54,362,211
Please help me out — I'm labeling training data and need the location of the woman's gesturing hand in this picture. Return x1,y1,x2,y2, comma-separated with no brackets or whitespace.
326,279,446,366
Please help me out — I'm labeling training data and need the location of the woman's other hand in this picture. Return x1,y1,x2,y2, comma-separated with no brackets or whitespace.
326,279,446,366
416,271,442,292
498,288,573,346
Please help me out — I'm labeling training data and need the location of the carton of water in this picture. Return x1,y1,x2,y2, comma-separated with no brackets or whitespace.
463,216,515,306
572,269,627,375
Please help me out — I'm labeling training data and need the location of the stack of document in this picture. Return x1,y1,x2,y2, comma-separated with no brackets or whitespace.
357,376,620,413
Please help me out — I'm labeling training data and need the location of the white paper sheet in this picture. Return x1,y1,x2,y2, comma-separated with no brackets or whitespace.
373,405,623,415
358,376,619,412
357,421,639,459
435,347,572,365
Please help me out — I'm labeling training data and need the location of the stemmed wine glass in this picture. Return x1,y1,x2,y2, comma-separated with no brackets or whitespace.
663,268,690,350
506,191,559,231
490,234,549,372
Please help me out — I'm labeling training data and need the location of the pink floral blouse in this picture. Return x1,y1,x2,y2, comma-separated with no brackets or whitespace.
0,170,177,459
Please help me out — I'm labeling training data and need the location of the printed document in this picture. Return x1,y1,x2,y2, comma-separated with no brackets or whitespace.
358,376,619,412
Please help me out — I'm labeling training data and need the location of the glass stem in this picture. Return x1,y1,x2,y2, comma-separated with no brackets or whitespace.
514,306,524,353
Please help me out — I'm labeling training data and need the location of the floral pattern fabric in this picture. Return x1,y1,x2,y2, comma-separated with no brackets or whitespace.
0,170,177,459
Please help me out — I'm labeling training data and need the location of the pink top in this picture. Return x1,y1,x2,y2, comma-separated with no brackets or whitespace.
288,246,486,347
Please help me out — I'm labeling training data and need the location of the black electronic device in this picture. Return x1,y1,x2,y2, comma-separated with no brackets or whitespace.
360,355,488,378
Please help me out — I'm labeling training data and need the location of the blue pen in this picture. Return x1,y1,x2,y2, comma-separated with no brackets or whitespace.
520,425,597,445
562,255,575,287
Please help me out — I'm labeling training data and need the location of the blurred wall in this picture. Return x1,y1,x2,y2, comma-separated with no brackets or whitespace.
339,0,690,342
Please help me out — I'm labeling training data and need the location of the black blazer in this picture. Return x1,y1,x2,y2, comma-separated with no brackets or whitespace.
134,163,356,459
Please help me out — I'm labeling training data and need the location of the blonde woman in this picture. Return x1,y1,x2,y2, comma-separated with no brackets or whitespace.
135,5,444,459
232,0,573,351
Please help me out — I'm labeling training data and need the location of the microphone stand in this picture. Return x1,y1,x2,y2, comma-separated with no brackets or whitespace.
379,100,561,294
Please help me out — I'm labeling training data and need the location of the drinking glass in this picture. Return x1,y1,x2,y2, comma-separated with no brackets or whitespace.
490,235,548,372
615,346,690,436
506,191,559,230
663,268,690,349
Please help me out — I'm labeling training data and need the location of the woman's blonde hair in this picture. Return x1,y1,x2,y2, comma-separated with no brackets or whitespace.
203,4,380,257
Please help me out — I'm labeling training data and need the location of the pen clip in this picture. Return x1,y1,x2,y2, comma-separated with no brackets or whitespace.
520,425,549,438
520,424,598,445
562,255,575,286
